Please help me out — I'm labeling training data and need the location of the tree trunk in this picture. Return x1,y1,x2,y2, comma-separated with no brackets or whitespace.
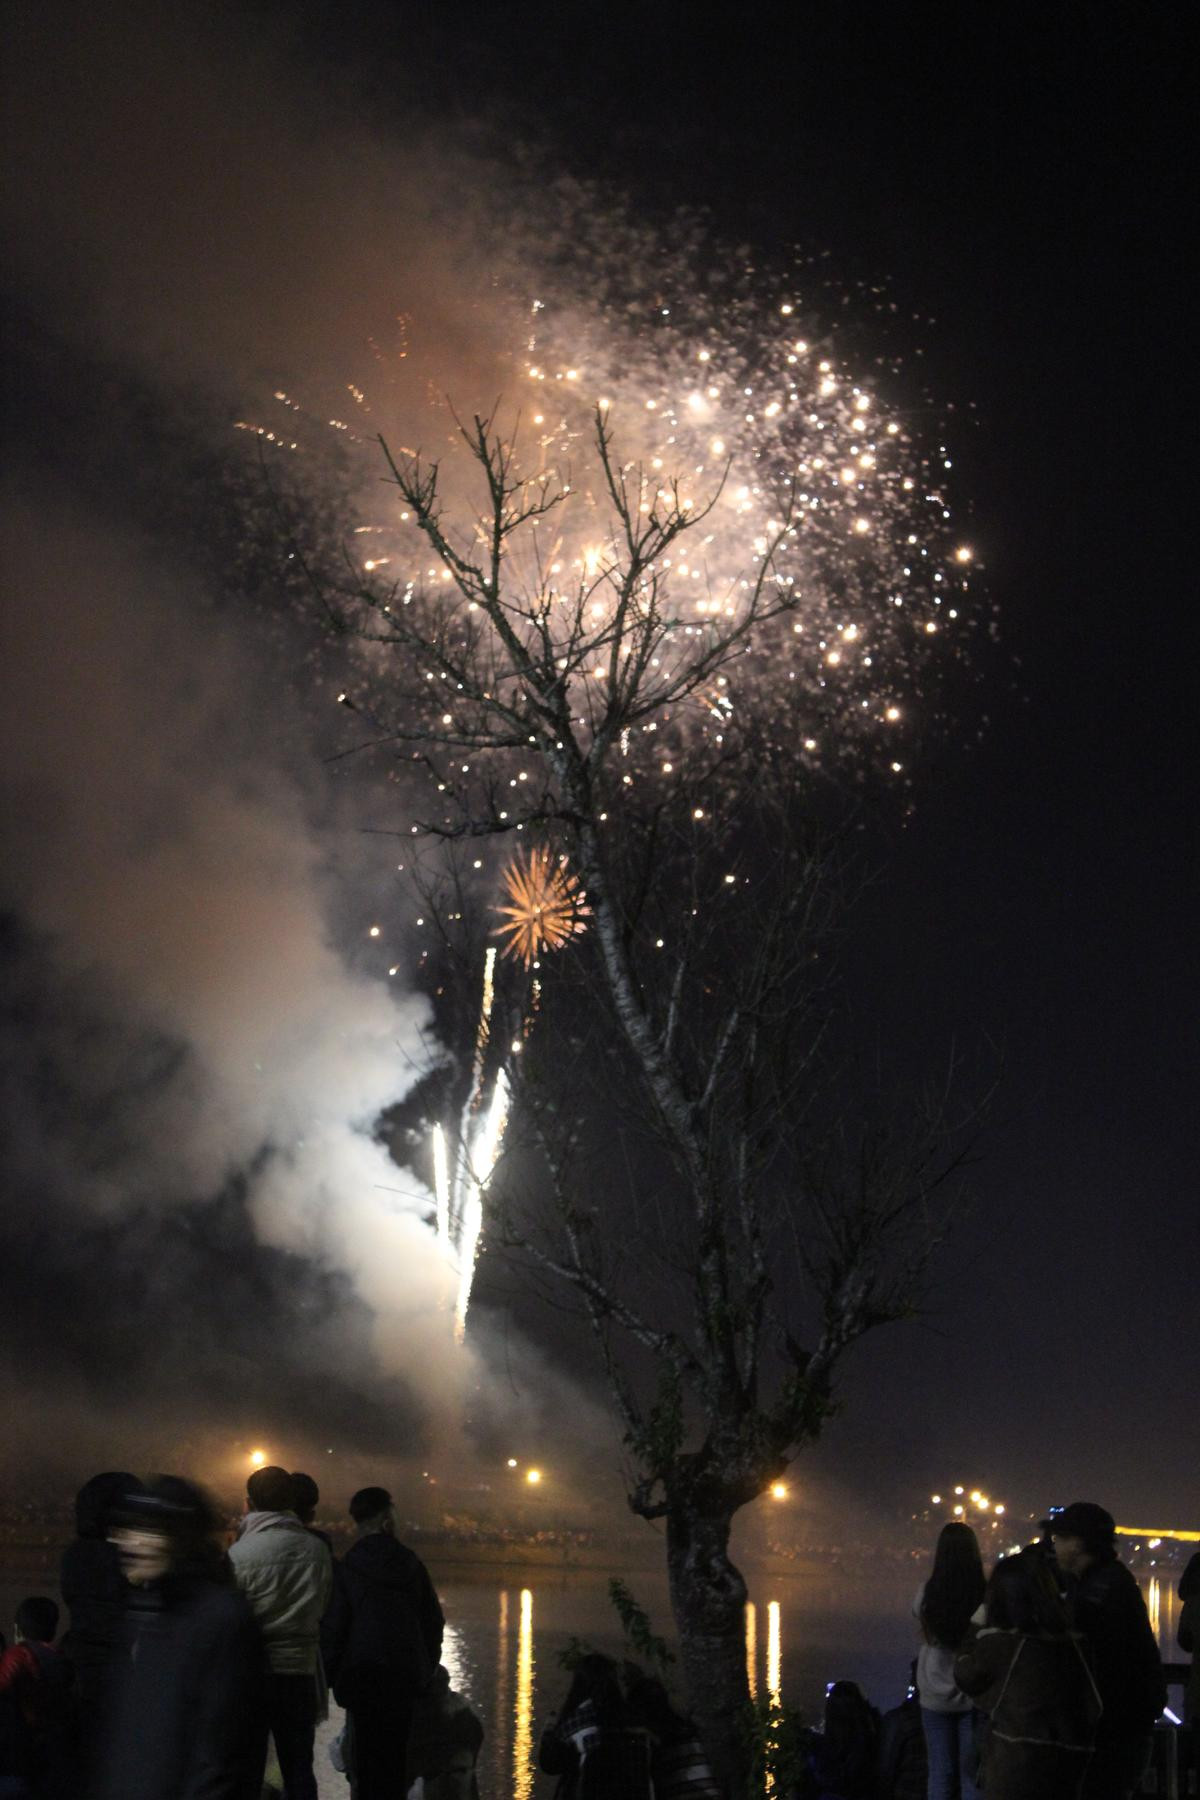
667,1502,751,1798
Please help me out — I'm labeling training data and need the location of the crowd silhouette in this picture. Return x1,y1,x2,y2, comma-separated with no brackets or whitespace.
0,1474,1191,1799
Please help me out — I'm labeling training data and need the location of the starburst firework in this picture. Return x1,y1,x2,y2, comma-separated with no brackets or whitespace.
493,847,589,968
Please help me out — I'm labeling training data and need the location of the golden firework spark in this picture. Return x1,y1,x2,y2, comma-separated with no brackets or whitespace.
493,847,589,968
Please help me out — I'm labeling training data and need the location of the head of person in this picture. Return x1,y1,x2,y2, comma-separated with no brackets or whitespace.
1179,1552,1200,1604
921,1520,985,1648
624,1669,681,1738
986,1546,1071,1634
1046,1502,1116,1579
109,1476,223,1587
246,1465,296,1515
349,1486,395,1536
73,1471,144,1541
561,1651,624,1726
15,1597,59,1644
290,1472,320,1525
823,1680,874,1754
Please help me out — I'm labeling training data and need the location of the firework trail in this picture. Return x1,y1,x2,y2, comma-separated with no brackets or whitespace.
453,1065,510,1342
429,946,511,1337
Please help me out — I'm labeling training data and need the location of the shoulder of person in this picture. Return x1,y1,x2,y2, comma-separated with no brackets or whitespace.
1085,1558,1135,1595
236,1517,318,1556
367,1535,427,1576
0,1642,39,1683
293,1526,332,1562
394,1536,434,1571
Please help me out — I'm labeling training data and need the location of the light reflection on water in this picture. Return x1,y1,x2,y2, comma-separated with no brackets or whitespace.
766,1598,782,1705
495,1586,510,1761
441,1619,466,1692
513,1588,535,1800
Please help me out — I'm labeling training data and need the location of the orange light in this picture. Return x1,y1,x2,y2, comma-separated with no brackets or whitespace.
249,1449,267,1468
770,1482,788,1501
525,1468,542,1485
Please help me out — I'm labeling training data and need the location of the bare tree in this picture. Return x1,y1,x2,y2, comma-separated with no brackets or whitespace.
294,410,974,1793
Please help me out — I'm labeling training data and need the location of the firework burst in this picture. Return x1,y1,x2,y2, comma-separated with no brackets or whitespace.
493,847,590,968
246,203,987,806
239,201,986,1336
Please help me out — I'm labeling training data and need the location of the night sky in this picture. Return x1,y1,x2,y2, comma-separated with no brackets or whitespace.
1,3,1194,1525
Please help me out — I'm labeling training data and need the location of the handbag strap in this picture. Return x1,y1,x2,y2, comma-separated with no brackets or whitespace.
990,1634,1024,1721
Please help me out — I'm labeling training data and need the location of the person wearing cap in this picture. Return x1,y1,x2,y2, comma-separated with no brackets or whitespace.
227,1465,332,1800
953,1546,1102,1798
1047,1502,1166,1800
95,1476,265,1800
58,1470,144,1780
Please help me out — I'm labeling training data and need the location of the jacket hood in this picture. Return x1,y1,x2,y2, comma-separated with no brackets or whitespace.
74,1472,143,1539
238,1509,308,1539
345,1531,425,1589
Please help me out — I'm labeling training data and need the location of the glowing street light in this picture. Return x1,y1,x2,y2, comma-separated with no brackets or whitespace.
249,1449,267,1468
770,1483,788,1501
525,1468,543,1486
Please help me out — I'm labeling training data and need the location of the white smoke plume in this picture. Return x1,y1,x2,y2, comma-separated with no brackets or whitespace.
0,483,466,1416
0,0,610,1488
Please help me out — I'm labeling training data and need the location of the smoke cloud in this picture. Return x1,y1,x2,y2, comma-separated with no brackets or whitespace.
0,0,610,1493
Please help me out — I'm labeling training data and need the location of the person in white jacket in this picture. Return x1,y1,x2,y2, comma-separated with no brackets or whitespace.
913,1521,987,1800
228,1466,332,1800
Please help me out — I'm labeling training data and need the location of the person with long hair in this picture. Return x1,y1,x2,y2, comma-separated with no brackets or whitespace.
953,1547,1102,1799
913,1521,986,1799
623,1670,721,1798
801,1679,880,1800
538,1652,654,1798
